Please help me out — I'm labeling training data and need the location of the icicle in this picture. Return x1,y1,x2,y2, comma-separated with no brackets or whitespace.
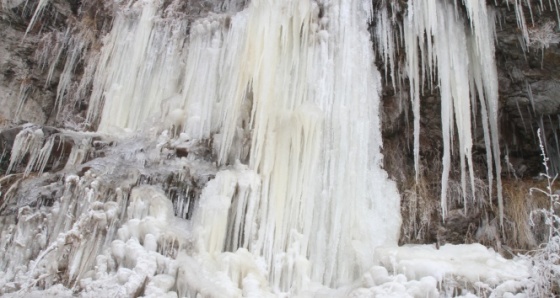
53,35,89,116
192,170,238,254
24,0,50,38
403,5,421,182
463,2,504,225
87,0,183,130
7,127,45,176
24,134,55,175
516,100,529,136
548,115,560,174
43,29,70,87
15,81,32,122
375,6,397,89
63,137,90,170
513,0,531,45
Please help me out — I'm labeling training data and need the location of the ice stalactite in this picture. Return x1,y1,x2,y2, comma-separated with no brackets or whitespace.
374,2,401,91
463,1,504,225
5,126,95,178
401,0,503,222
24,0,49,37
6,126,45,175
87,0,172,131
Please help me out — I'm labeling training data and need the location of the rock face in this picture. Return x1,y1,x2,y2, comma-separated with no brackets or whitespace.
0,0,559,270
496,10,560,176
0,11,53,125
0,0,100,128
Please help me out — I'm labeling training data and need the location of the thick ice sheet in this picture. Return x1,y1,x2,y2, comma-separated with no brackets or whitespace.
376,244,529,284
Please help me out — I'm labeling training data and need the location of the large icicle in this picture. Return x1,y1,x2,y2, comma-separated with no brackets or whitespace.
463,1,504,224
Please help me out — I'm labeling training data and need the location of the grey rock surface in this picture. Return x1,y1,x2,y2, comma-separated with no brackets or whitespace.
0,21,53,126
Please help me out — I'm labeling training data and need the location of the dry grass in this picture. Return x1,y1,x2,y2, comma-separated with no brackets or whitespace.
502,178,554,251
382,136,441,244
0,115,9,129
396,171,558,252
400,175,440,244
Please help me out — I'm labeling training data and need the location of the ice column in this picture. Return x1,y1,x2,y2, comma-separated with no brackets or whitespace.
87,0,401,292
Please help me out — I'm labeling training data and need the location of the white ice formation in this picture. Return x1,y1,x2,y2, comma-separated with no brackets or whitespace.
0,0,541,297
86,0,402,291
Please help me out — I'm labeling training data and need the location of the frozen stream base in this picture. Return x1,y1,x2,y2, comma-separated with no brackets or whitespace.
0,177,530,297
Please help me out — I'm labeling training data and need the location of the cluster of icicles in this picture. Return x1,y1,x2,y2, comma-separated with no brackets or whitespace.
0,0,553,296
376,0,504,221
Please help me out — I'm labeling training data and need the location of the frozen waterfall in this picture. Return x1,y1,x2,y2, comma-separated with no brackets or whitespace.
89,0,403,291
0,0,539,297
